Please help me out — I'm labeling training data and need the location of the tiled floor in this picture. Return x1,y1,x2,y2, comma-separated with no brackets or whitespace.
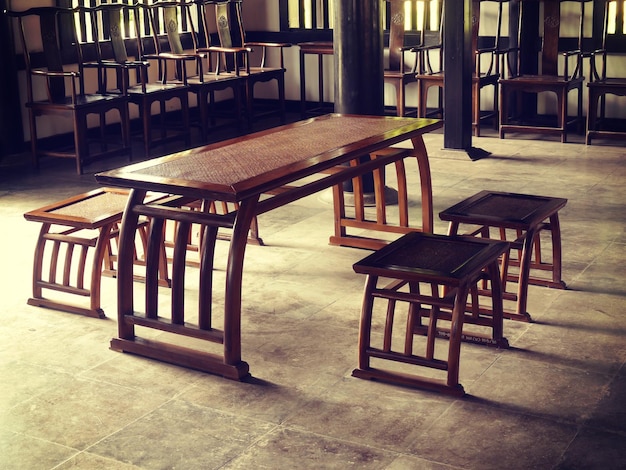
1,120,625,469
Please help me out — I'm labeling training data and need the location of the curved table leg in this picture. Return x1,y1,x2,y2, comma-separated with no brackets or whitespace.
223,196,259,375
411,135,433,234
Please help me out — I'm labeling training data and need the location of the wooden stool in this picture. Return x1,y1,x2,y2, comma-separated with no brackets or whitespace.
352,232,509,396
439,191,567,322
23,188,169,318
328,146,434,250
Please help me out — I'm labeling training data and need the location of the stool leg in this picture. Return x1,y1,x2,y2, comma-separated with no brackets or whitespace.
447,283,469,393
549,213,566,289
30,223,51,303
486,261,508,348
515,226,536,319
357,275,378,371
88,223,115,317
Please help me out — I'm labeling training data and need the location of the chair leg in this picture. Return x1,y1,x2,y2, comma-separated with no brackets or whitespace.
28,110,39,171
142,101,152,159
73,111,86,175
180,93,191,148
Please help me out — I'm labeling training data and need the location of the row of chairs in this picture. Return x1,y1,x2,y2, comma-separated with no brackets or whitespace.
385,0,626,143
5,0,290,175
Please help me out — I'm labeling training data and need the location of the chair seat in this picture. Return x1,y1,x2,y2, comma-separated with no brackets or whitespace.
588,78,626,90
127,83,188,95
187,73,243,86
500,75,584,87
28,93,128,110
384,69,417,79
244,66,284,78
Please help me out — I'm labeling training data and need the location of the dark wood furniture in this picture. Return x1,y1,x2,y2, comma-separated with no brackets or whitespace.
382,0,421,117
439,191,567,322
298,41,334,117
586,0,626,145
23,188,169,318
5,7,132,174
95,114,442,380
80,2,191,159
196,0,291,127
328,146,434,250
414,0,508,136
352,231,509,396
154,0,246,142
498,0,589,143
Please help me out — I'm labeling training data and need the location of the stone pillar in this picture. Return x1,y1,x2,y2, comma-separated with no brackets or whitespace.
443,0,473,151
334,0,384,193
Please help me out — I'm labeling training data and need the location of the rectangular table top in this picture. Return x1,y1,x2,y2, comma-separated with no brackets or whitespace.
95,114,442,202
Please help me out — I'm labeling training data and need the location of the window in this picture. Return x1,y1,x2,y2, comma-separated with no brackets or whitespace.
65,0,196,44
286,0,334,29
282,0,440,33
607,0,626,34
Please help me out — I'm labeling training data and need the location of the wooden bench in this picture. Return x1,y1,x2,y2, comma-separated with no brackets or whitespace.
23,188,170,318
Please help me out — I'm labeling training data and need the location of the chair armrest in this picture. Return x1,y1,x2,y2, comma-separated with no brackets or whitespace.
588,48,607,81
32,69,80,103
198,46,251,54
32,69,78,78
245,41,292,68
411,43,443,74
560,49,584,80
143,52,197,61
245,41,292,49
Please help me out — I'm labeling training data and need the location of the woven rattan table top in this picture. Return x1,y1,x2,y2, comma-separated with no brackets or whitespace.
96,114,442,201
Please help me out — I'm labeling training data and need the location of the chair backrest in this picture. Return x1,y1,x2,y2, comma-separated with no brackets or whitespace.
195,0,248,72
590,0,618,81
512,0,591,77
214,0,246,49
142,1,185,55
385,0,409,72
5,7,77,103
409,0,444,74
471,0,510,76
79,3,132,64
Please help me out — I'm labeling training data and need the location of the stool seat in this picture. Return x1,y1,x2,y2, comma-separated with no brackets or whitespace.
352,231,509,396
439,191,567,322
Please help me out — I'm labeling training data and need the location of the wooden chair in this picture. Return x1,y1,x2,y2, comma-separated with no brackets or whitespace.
499,0,589,143
411,0,445,120
586,0,626,144
196,0,291,128
414,0,508,136
149,1,246,142
382,0,421,117
80,3,191,159
5,6,132,175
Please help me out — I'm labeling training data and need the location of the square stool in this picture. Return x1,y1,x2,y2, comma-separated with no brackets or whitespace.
352,231,510,396
23,188,169,318
439,190,567,322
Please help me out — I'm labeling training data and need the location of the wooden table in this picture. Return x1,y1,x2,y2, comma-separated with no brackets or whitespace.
95,114,442,380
